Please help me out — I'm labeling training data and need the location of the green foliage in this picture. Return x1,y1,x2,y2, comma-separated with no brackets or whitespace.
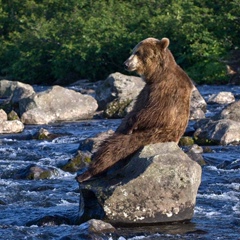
0,0,239,84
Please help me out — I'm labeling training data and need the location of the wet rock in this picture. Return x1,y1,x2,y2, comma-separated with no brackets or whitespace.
95,72,145,118
80,219,115,233
33,128,61,140
26,215,71,226
77,219,116,237
20,85,98,124
208,91,235,105
0,119,24,134
194,118,240,145
218,101,240,122
78,142,202,225
61,151,92,173
65,131,114,173
14,164,58,180
60,219,116,240
185,145,206,166
189,86,206,120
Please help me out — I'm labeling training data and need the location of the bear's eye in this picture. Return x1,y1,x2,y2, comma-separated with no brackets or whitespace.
135,51,141,56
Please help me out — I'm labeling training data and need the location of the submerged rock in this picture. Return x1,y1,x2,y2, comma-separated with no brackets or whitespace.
77,142,202,225
33,128,61,140
78,219,116,234
61,219,116,239
61,151,92,173
26,215,71,227
14,164,58,180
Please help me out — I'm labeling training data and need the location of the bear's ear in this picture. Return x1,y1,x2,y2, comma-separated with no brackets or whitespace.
159,38,170,50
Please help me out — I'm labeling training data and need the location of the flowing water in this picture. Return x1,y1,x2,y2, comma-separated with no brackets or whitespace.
0,85,239,239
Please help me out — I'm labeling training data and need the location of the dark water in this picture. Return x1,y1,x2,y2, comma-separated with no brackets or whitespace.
0,85,239,239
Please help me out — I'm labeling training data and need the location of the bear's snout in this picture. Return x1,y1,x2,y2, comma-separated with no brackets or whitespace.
124,59,130,68
124,59,132,71
124,55,138,72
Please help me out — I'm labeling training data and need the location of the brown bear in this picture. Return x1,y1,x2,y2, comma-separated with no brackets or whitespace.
76,37,194,183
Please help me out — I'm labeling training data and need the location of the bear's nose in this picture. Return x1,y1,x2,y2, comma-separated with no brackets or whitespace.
124,59,130,68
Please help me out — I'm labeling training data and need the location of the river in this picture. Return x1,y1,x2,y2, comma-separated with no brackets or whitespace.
0,85,239,239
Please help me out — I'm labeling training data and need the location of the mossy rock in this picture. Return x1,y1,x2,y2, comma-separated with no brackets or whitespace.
179,136,195,146
104,99,132,118
34,128,61,140
14,164,58,180
61,151,92,173
7,110,20,121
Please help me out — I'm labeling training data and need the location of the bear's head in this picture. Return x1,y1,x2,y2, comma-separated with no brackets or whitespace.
124,37,173,80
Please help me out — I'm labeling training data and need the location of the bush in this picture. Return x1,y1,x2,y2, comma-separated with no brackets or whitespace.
0,0,239,84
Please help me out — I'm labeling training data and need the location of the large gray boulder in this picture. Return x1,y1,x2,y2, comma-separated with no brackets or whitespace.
0,80,34,99
78,142,202,225
0,80,35,114
20,85,98,124
95,72,145,118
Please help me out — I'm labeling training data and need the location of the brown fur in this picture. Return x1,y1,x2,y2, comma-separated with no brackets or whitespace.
76,37,193,182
